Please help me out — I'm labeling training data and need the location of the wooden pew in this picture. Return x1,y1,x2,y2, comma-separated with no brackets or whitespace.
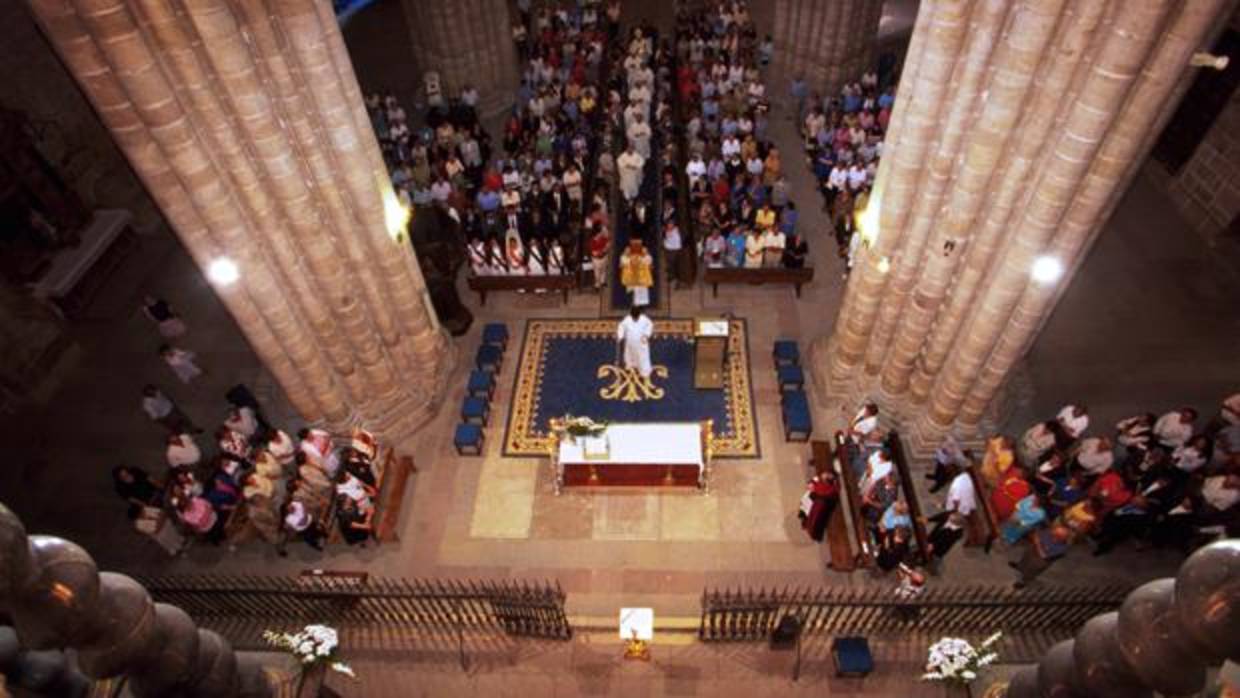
467,273,576,305
964,462,1001,553
887,431,932,564
373,454,415,543
812,438,863,571
702,266,814,298
831,431,875,569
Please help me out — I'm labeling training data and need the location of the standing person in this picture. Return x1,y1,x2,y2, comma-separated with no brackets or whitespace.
280,498,326,553
112,466,162,516
1154,407,1197,449
616,305,654,379
892,563,926,622
662,220,684,289
141,295,186,338
159,344,204,385
141,385,199,435
1010,524,1073,589
165,432,202,469
798,473,839,543
617,145,645,201
926,511,966,575
619,240,654,306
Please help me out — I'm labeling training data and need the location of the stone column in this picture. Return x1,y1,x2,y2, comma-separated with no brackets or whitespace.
27,0,452,441
772,0,884,97
811,0,1234,451
401,0,517,117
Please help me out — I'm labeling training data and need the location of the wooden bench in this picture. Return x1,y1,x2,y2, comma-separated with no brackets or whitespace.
964,463,1000,553
702,266,814,298
829,432,874,570
467,273,576,305
887,431,932,564
812,438,862,572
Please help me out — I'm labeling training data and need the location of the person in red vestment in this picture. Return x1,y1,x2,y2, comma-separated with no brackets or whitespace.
991,469,1032,523
799,473,840,542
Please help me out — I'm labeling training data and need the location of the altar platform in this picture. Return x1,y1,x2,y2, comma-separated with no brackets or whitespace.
502,318,759,459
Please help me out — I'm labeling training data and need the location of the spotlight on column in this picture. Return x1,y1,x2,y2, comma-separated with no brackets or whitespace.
876,256,891,274
207,257,239,286
1031,255,1063,284
383,185,412,242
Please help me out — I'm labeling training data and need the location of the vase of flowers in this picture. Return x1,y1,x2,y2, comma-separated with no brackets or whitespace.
558,414,608,443
922,632,1001,694
263,624,355,683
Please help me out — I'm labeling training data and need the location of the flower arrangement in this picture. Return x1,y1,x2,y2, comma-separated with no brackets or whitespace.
922,632,1001,684
560,415,608,438
263,624,355,679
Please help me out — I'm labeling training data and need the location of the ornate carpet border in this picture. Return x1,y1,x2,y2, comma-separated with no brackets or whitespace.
501,318,760,459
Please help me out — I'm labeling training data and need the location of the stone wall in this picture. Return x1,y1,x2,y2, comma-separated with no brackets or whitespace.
1151,83,1240,243
0,0,165,235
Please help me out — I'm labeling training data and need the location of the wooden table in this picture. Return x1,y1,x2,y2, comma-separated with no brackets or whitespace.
29,209,136,318
551,422,712,494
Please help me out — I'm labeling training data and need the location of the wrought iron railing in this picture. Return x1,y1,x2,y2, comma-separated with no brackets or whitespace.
140,572,573,641
699,584,1129,641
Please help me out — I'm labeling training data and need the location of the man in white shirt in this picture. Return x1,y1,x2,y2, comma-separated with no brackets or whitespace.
616,306,654,378
685,155,707,185
859,449,894,497
944,467,977,517
848,403,880,444
1154,407,1196,448
141,384,199,434
1056,404,1089,440
166,433,201,468
1075,436,1114,475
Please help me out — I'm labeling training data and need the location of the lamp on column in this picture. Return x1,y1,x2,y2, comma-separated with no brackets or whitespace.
1030,255,1063,284
206,257,239,286
382,184,412,242
855,188,882,248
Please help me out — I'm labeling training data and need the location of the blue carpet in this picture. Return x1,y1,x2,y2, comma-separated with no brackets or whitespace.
607,33,666,314
503,319,758,458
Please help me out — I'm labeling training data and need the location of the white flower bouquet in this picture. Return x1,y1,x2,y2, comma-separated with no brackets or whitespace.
560,415,608,438
922,632,1001,684
263,624,355,679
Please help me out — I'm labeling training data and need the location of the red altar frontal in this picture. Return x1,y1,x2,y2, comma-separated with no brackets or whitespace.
548,421,714,494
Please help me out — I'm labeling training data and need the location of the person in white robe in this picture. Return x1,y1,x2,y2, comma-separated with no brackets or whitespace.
627,113,652,159
616,306,653,378
617,146,645,201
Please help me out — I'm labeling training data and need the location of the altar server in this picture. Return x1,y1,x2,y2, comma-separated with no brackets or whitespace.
616,305,653,378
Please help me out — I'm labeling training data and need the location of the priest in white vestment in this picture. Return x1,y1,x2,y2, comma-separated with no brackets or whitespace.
616,306,653,378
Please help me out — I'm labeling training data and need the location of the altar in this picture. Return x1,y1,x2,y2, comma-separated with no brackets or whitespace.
550,421,713,494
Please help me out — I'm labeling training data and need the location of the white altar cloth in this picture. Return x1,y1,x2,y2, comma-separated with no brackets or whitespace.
31,209,132,298
557,422,703,468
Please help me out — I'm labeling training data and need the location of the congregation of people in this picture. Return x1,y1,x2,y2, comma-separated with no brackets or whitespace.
119,301,387,556
795,69,894,275
674,1,809,274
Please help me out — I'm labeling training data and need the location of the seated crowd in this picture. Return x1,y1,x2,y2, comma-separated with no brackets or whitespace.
798,71,894,275
933,394,1240,587
120,386,386,554
674,1,809,273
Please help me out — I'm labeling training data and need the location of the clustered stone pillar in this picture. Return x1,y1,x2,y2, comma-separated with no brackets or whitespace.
1003,539,1240,698
401,0,517,117
812,0,1234,451
771,0,883,97
26,0,452,442
0,503,257,697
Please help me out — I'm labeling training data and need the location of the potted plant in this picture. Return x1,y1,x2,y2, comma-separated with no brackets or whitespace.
922,632,1001,696
264,623,356,691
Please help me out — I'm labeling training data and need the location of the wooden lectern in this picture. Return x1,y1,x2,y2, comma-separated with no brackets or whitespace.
693,317,729,389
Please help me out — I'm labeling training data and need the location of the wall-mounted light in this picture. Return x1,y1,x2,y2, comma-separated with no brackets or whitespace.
207,257,239,286
876,256,891,274
1031,255,1063,284
382,184,412,242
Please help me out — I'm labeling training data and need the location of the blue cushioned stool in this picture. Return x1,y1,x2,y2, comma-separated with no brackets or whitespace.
475,344,503,373
777,364,805,392
467,370,495,401
831,636,873,677
773,340,800,368
781,390,813,442
482,323,509,350
461,396,490,426
453,423,484,455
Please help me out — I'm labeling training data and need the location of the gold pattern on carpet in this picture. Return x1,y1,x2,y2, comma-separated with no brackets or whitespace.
597,364,668,402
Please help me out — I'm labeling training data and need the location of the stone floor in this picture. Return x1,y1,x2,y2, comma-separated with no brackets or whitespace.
2,0,1237,694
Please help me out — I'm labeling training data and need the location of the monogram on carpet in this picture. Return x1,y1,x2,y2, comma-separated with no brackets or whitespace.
503,318,759,458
